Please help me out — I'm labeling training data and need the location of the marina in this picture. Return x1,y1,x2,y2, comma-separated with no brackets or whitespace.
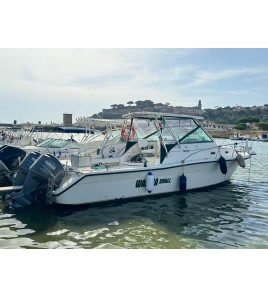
0,112,253,208
1,112,267,249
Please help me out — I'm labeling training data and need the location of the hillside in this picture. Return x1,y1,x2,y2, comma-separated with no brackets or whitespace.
88,100,268,124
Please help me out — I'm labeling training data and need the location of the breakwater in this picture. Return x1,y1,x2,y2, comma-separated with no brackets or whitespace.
209,130,268,139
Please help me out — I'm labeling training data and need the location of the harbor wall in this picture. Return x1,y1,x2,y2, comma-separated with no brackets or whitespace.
209,130,268,139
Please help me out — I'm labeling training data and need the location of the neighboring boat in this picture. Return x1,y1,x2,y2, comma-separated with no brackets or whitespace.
0,120,127,187
255,133,268,142
22,123,127,160
2,112,253,209
22,138,86,158
230,132,251,141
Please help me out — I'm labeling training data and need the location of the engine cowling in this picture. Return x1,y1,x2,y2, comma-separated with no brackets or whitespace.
6,154,65,209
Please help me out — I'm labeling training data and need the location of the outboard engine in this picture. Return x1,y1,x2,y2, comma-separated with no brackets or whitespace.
6,154,65,209
13,152,41,186
0,159,12,186
0,145,26,186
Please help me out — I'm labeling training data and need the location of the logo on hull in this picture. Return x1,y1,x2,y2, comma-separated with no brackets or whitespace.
135,177,171,188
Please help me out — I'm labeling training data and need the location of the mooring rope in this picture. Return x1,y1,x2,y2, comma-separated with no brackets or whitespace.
252,155,268,169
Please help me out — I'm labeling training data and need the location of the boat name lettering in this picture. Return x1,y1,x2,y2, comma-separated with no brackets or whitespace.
159,178,171,184
45,160,56,170
135,177,170,188
136,179,146,188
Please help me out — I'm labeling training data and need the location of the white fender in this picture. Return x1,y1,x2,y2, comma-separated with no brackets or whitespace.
146,171,154,193
236,154,246,168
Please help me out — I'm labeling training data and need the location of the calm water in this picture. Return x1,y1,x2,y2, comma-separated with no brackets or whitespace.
1,139,267,249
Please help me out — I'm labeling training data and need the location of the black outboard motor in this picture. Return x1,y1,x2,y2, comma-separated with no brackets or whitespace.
13,152,41,186
0,145,26,171
6,154,65,209
0,159,12,186
0,145,26,186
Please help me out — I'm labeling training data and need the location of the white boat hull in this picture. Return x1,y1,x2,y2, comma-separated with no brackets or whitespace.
53,159,239,205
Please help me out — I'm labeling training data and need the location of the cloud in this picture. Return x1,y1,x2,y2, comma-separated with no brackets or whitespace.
226,90,258,96
188,67,268,87
0,48,198,104
1,49,268,123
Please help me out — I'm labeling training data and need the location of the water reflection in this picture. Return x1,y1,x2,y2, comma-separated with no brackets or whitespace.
1,142,268,249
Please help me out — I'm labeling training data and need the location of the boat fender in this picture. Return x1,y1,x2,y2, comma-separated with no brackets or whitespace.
179,174,187,193
236,154,246,168
146,171,154,193
219,156,227,174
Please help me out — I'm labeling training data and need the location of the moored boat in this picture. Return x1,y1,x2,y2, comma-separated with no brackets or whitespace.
255,133,268,142
230,132,251,141
2,112,254,209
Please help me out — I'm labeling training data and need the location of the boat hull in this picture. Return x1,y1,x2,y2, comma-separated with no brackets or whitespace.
53,159,240,205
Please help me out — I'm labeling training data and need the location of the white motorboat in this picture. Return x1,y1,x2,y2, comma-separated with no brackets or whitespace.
0,121,126,188
3,112,253,208
23,138,85,157
255,133,268,142
20,119,128,158
230,132,251,141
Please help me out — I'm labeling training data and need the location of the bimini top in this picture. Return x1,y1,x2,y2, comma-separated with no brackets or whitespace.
122,112,204,120
54,126,88,133
84,118,128,126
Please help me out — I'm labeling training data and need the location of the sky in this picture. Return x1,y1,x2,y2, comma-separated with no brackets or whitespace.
1,48,268,125
1,1,268,125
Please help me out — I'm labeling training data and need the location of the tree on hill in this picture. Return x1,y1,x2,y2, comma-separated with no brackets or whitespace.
127,101,134,106
236,116,260,124
203,106,268,124
92,113,101,118
256,122,268,130
135,100,154,107
234,123,247,130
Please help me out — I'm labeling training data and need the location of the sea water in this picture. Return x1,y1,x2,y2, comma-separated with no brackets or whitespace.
0,139,267,249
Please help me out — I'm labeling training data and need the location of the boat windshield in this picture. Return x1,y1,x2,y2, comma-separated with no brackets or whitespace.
133,118,213,143
179,127,213,143
37,138,80,149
